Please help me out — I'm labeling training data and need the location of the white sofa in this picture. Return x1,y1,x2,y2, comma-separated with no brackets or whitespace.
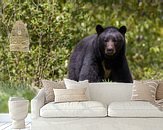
31,82,163,130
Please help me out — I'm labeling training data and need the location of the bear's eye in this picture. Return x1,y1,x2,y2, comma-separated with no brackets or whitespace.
112,39,117,42
114,41,118,46
104,39,108,42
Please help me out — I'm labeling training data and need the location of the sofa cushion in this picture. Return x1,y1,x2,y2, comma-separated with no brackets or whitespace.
40,101,107,117
156,81,163,100
131,80,158,102
64,78,90,99
53,88,88,103
41,80,66,103
108,101,163,117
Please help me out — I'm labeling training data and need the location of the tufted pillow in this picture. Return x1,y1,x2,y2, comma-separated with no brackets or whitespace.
131,80,159,102
156,81,163,100
41,80,66,103
53,88,88,103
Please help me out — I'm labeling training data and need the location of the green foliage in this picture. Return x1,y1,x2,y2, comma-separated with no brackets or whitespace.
0,0,162,88
0,81,36,113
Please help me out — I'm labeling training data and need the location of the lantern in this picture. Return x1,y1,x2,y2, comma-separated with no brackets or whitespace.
10,20,30,52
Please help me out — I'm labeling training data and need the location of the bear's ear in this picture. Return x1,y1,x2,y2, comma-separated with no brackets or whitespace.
119,26,127,34
96,25,104,35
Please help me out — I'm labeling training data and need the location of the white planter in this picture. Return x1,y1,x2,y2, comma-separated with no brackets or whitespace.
8,97,29,129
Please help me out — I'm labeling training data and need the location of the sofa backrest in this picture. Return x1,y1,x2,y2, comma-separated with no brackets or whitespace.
89,82,133,105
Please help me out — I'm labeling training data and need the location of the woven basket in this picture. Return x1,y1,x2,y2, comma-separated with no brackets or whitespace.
10,20,30,52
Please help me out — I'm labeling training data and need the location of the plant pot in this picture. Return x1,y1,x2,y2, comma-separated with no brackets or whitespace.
8,97,29,129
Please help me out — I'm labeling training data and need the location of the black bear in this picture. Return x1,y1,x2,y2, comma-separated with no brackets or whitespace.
68,25,133,83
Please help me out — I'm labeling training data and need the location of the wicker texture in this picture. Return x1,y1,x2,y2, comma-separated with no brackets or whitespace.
10,20,30,52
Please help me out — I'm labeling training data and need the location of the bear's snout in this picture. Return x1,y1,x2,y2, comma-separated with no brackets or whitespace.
105,41,116,55
106,48,114,53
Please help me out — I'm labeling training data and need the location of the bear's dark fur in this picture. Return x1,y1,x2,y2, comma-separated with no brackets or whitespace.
68,25,133,83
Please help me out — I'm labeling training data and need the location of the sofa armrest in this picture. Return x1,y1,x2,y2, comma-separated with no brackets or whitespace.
31,88,45,119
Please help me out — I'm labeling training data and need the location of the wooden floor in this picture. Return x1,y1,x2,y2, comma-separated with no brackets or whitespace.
0,122,31,130
0,114,31,130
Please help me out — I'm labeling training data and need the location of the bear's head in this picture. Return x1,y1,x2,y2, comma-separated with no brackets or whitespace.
95,25,127,59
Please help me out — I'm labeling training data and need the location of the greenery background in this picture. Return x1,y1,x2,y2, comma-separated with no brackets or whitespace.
0,0,162,112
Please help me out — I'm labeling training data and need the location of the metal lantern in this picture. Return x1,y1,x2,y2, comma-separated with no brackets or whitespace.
10,20,30,52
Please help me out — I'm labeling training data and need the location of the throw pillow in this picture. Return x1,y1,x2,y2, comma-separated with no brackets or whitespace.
64,78,90,99
41,80,66,103
53,88,88,103
131,80,159,102
156,81,163,100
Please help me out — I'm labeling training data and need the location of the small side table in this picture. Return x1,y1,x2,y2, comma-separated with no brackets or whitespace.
8,97,29,129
